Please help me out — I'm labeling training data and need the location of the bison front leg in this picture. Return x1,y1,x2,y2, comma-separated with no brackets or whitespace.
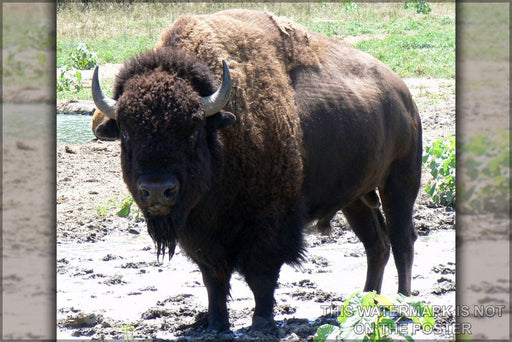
244,265,280,332
198,264,231,332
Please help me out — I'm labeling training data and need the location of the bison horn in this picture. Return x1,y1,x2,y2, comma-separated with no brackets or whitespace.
92,66,117,119
202,60,232,117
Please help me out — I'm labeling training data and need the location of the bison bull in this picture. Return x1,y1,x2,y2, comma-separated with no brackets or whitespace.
91,9,422,333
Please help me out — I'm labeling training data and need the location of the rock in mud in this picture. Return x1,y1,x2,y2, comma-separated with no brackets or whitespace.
141,307,173,320
62,312,103,328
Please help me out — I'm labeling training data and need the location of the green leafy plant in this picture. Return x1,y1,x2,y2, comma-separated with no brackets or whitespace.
70,42,98,69
3,51,23,77
57,64,83,92
95,196,141,219
343,2,358,12
422,136,456,207
314,291,434,342
120,323,135,340
404,0,432,15
116,196,134,217
460,130,509,213
96,205,108,216
4,49,48,80
95,198,117,217
26,23,55,50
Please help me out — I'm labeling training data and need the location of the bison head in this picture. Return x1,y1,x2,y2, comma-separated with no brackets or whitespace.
92,49,235,258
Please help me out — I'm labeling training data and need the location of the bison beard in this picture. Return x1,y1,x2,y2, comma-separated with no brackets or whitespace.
145,213,177,260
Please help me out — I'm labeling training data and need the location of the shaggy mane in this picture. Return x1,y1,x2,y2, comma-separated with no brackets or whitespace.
113,47,217,100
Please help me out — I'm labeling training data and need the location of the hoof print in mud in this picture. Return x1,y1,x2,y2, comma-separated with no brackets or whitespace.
291,289,343,303
275,303,297,315
433,263,456,275
141,307,173,320
432,278,456,295
103,274,126,285
291,279,317,289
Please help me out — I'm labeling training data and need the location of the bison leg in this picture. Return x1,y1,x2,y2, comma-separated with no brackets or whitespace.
244,264,281,332
316,217,331,235
315,211,336,235
240,211,304,332
380,157,421,296
342,199,390,293
198,264,231,332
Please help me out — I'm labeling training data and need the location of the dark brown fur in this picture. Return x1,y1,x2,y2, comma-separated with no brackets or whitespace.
93,9,422,333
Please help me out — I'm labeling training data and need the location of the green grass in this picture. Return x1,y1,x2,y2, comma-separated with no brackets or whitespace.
58,36,160,66
355,27,454,78
457,3,509,62
3,3,54,87
3,3,54,49
57,2,455,100
305,10,454,37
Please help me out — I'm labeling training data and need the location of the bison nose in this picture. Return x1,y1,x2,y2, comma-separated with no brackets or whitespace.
137,174,180,207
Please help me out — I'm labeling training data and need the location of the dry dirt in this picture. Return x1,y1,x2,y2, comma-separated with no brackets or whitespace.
53,76,457,340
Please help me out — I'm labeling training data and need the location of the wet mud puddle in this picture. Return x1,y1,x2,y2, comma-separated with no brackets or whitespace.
57,228,455,339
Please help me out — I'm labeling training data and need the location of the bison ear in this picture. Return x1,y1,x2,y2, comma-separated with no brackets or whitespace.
94,118,120,140
206,110,236,131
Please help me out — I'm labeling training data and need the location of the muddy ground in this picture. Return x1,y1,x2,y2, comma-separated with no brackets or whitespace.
53,76,457,340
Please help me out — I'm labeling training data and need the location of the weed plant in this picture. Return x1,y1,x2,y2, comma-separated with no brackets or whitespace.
423,136,456,207
460,130,510,213
314,291,434,342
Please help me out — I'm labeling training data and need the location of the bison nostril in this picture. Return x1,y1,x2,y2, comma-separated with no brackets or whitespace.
137,174,179,205
164,188,173,199
141,189,151,199
163,181,179,201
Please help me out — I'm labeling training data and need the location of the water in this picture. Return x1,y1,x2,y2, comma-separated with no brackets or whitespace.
56,114,95,144
2,104,94,144
2,104,54,140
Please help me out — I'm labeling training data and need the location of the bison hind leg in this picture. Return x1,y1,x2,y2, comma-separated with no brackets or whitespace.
362,189,381,208
313,209,339,235
342,198,390,293
315,215,333,235
380,157,421,296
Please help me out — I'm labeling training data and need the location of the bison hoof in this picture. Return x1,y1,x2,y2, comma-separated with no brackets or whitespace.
315,223,331,236
250,315,277,333
206,320,230,333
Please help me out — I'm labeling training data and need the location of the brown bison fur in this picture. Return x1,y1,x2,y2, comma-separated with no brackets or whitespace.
92,9,422,334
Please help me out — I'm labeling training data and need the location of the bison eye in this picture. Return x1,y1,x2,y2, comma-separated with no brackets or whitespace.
189,130,199,146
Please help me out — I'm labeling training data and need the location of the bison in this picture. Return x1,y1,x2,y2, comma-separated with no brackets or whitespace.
91,9,422,333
